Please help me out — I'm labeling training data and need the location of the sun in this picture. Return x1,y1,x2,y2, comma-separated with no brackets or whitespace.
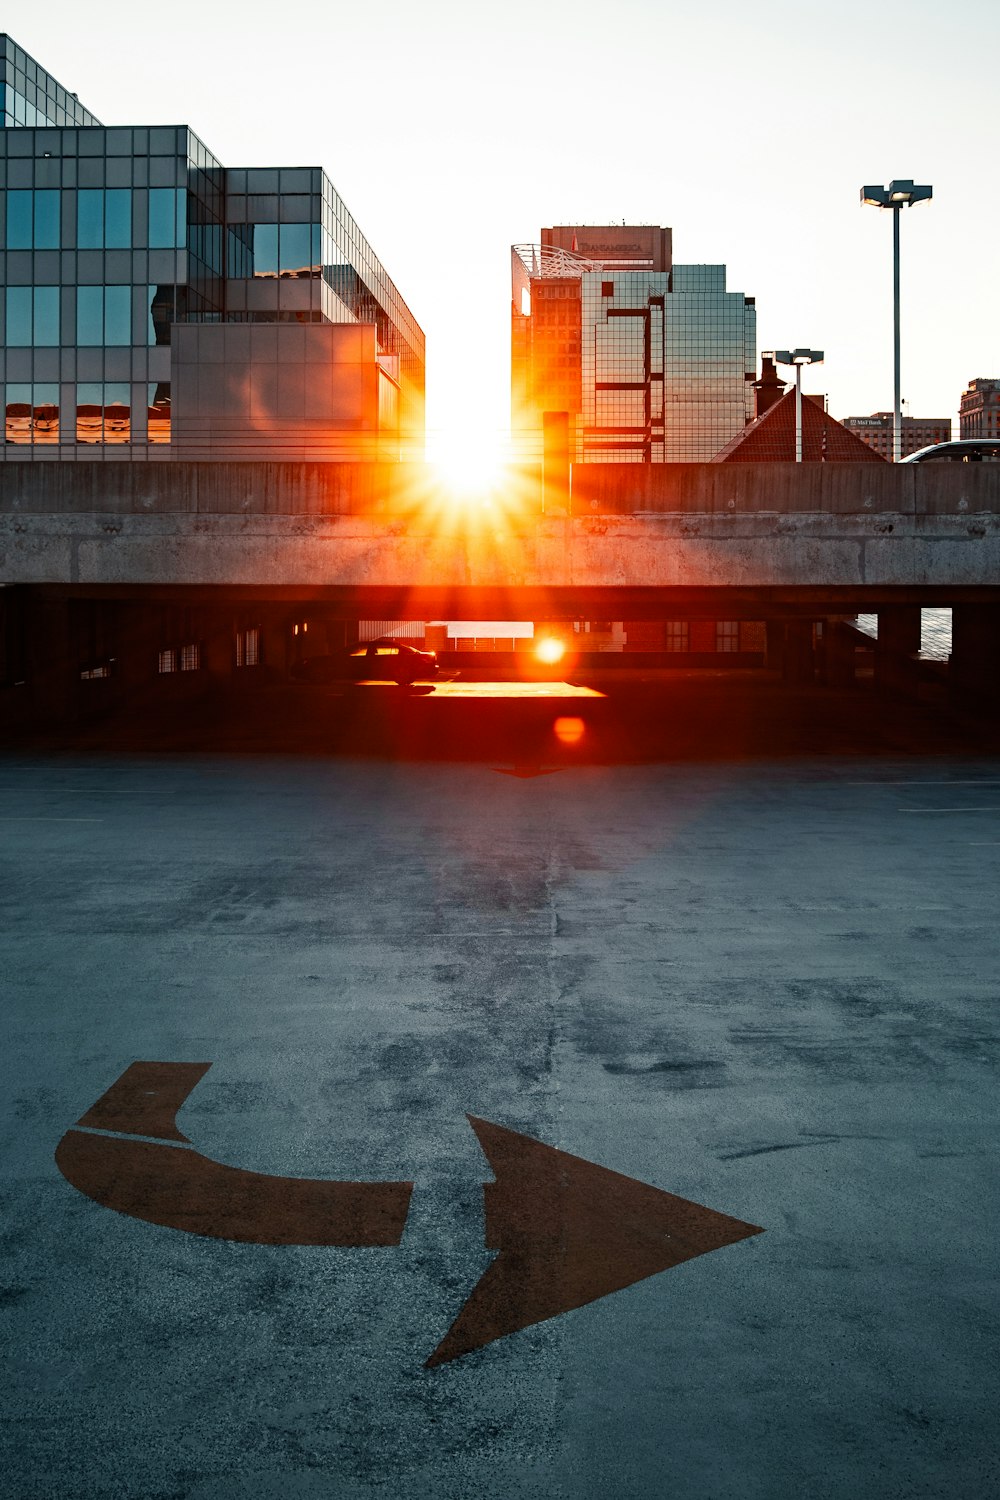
427,426,508,506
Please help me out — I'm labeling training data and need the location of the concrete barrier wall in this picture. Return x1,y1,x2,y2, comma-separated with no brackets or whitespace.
1,461,998,518
4,510,1000,594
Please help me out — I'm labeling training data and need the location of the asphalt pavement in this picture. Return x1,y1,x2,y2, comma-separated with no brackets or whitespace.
2,742,999,1498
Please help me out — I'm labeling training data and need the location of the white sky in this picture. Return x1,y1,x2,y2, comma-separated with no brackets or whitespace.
16,0,999,452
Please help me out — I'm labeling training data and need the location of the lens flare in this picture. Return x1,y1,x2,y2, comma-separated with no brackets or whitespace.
535,637,565,665
553,716,585,745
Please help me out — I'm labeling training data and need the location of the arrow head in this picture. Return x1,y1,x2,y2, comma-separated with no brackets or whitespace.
493,767,561,779
426,1116,763,1367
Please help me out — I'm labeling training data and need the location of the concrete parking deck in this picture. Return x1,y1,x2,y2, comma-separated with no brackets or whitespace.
2,749,998,1498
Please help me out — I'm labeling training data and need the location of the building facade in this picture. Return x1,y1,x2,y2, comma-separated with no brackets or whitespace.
959,379,1000,440
511,224,756,463
841,412,951,459
0,35,425,461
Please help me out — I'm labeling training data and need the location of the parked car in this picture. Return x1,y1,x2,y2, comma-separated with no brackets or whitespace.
290,638,439,686
900,439,1000,463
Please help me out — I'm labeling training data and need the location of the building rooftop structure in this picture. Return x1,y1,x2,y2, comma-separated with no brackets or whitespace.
960,379,1000,441
1,35,425,461
841,411,951,461
512,224,755,464
713,388,887,462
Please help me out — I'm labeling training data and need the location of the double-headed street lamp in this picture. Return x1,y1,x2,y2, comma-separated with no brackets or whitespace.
774,348,824,462
860,180,933,462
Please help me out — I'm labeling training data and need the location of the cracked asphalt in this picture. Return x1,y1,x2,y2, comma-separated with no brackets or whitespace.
2,751,999,1498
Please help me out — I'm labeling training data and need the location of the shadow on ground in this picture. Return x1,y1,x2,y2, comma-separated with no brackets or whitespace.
5,668,1000,762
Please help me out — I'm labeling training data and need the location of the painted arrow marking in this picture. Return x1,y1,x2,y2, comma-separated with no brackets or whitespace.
492,766,562,778
56,1067,762,1363
425,1116,764,1366
55,1062,412,1246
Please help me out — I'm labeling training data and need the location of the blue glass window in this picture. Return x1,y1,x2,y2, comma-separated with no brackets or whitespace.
77,189,132,250
147,284,174,346
6,287,59,345
279,223,312,273
6,190,33,249
34,286,60,345
105,286,131,344
105,189,131,249
77,286,104,345
252,223,278,275
5,287,33,344
76,286,133,346
77,189,104,249
149,188,184,249
34,190,60,249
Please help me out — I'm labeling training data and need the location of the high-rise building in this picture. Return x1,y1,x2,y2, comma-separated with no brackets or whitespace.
959,379,1000,440
0,35,425,461
511,224,756,463
841,412,951,459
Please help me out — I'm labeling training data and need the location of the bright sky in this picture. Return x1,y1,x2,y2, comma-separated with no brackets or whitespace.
18,0,999,455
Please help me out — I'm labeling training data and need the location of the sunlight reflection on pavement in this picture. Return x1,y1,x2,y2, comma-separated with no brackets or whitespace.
428,680,605,698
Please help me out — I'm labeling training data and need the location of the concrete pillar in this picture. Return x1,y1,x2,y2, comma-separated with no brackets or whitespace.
827,621,863,688
764,620,785,672
875,606,921,695
782,620,815,684
25,592,77,725
201,607,235,690
950,604,1000,708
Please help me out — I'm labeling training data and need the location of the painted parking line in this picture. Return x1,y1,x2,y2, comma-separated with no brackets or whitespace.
0,816,104,822
898,807,1000,814
846,779,1000,787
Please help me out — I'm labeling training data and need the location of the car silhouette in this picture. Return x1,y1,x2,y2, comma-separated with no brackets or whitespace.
900,439,1000,463
290,638,439,686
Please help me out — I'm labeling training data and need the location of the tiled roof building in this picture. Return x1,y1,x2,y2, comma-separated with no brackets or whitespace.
712,389,887,462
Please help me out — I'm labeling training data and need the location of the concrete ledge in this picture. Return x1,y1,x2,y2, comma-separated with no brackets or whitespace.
2,460,999,519
3,510,1000,595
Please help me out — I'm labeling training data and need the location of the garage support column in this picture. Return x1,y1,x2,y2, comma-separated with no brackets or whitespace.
765,620,785,672
950,604,1000,707
781,620,815,684
875,606,921,695
26,593,76,725
202,609,235,689
823,620,859,688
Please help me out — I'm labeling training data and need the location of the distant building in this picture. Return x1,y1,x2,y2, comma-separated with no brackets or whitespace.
959,379,1000,440
511,224,756,463
714,385,886,462
0,33,425,462
841,412,951,460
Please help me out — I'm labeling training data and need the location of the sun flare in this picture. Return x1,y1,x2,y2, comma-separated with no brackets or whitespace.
427,428,508,504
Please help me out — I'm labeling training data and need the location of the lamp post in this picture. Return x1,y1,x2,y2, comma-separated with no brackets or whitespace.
860,180,933,463
774,349,824,461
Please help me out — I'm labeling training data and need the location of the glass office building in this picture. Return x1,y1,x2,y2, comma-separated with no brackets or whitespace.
512,226,755,462
0,35,425,459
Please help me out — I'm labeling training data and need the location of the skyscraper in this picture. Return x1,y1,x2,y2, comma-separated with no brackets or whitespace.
511,224,756,463
0,34,425,461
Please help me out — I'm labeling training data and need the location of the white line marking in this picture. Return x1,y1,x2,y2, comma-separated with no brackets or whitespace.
0,788,176,796
0,816,104,823
848,780,1000,787
899,807,1000,814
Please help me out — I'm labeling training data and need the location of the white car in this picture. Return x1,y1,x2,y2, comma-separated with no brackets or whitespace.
900,439,1000,463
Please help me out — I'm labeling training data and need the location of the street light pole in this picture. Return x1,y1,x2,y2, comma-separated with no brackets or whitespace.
774,349,824,461
893,204,901,463
861,180,933,463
